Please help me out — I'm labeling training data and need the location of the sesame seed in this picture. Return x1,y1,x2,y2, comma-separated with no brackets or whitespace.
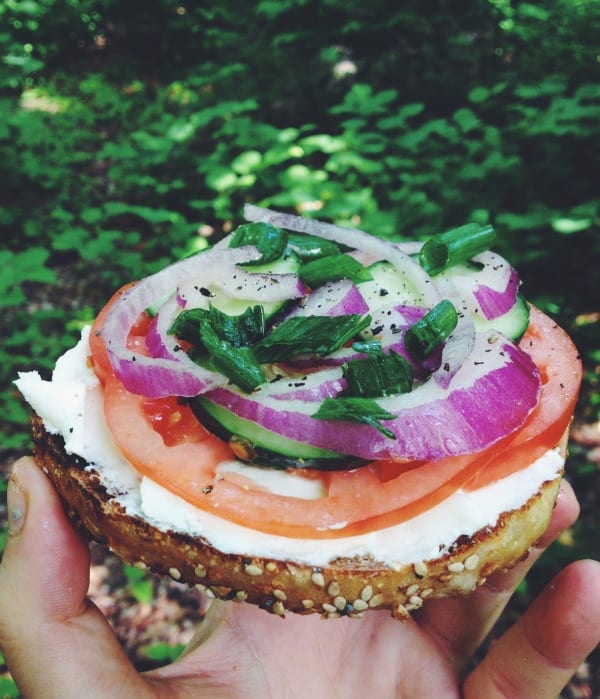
327,581,341,597
361,585,373,602
133,561,147,570
302,599,315,609
414,561,428,578
322,603,337,613
353,599,369,612
194,564,207,578
326,612,341,619
368,593,384,608
421,588,434,599
464,554,479,571
266,562,277,572
273,589,287,601
273,601,286,616
169,567,182,580
392,603,409,620
448,562,465,573
236,591,248,601
333,596,347,610
244,564,264,577
204,587,216,599
406,583,420,596
311,572,326,587
409,595,423,608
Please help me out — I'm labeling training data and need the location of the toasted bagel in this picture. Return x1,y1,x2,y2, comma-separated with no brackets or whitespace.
31,413,567,618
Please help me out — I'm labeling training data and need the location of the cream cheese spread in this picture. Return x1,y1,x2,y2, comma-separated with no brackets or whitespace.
16,328,564,567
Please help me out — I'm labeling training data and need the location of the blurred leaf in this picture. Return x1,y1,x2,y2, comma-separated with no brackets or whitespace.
551,218,593,234
142,642,186,663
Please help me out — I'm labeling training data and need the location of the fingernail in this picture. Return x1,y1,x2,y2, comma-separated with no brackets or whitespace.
7,474,26,537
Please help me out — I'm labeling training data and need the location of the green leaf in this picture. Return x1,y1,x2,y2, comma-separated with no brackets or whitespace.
551,218,593,234
0,675,20,698
142,642,187,663
468,86,489,104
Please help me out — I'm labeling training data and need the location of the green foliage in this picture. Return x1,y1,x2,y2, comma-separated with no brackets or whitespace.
0,0,597,623
122,564,154,605
141,642,186,664
0,649,19,697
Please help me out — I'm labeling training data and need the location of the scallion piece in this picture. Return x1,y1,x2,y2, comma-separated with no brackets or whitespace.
419,223,495,275
252,314,371,363
169,304,266,348
312,397,397,439
342,351,414,398
200,322,266,393
404,300,458,360
298,254,373,288
351,339,383,355
229,222,288,265
287,232,341,260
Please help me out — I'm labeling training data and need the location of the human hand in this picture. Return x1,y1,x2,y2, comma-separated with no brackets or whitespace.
0,456,598,698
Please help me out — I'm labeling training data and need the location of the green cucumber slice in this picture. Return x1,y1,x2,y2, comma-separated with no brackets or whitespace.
210,252,302,319
191,397,364,470
472,294,530,341
358,260,424,313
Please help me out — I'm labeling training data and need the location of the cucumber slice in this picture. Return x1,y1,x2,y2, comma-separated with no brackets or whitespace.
472,294,530,341
358,260,424,313
192,397,364,470
210,252,302,320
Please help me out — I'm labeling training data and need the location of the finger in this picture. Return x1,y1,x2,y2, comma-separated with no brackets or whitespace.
417,478,579,669
0,457,149,698
463,559,600,699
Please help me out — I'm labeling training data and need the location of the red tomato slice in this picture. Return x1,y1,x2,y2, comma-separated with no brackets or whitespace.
92,296,581,539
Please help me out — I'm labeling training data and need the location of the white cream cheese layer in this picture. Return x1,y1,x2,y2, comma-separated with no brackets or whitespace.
16,329,564,567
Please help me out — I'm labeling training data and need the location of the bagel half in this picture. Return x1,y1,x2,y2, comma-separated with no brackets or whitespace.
31,413,567,619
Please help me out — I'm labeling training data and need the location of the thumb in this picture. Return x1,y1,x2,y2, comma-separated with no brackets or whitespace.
0,457,149,698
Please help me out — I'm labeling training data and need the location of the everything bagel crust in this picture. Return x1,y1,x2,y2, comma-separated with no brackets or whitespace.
31,414,566,618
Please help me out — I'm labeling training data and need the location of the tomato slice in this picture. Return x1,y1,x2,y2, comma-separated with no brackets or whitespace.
92,297,581,539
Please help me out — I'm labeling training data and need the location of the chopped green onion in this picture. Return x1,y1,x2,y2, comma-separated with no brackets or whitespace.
169,304,266,348
342,351,414,398
351,339,383,355
312,397,397,439
404,300,458,360
200,322,265,393
298,254,373,288
252,314,371,363
287,232,341,260
419,223,495,275
229,222,288,265
207,304,265,347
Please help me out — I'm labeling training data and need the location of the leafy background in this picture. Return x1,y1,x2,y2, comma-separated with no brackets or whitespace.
0,0,598,696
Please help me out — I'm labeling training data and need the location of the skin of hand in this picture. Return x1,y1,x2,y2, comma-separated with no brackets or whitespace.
0,456,598,699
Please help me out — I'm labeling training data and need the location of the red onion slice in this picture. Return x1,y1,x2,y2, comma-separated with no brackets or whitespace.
263,366,347,401
438,251,520,321
244,204,440,307
203,331,540,461
473,267,520,319
211,268,309,302
101,246,263,397
283,279,369,320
